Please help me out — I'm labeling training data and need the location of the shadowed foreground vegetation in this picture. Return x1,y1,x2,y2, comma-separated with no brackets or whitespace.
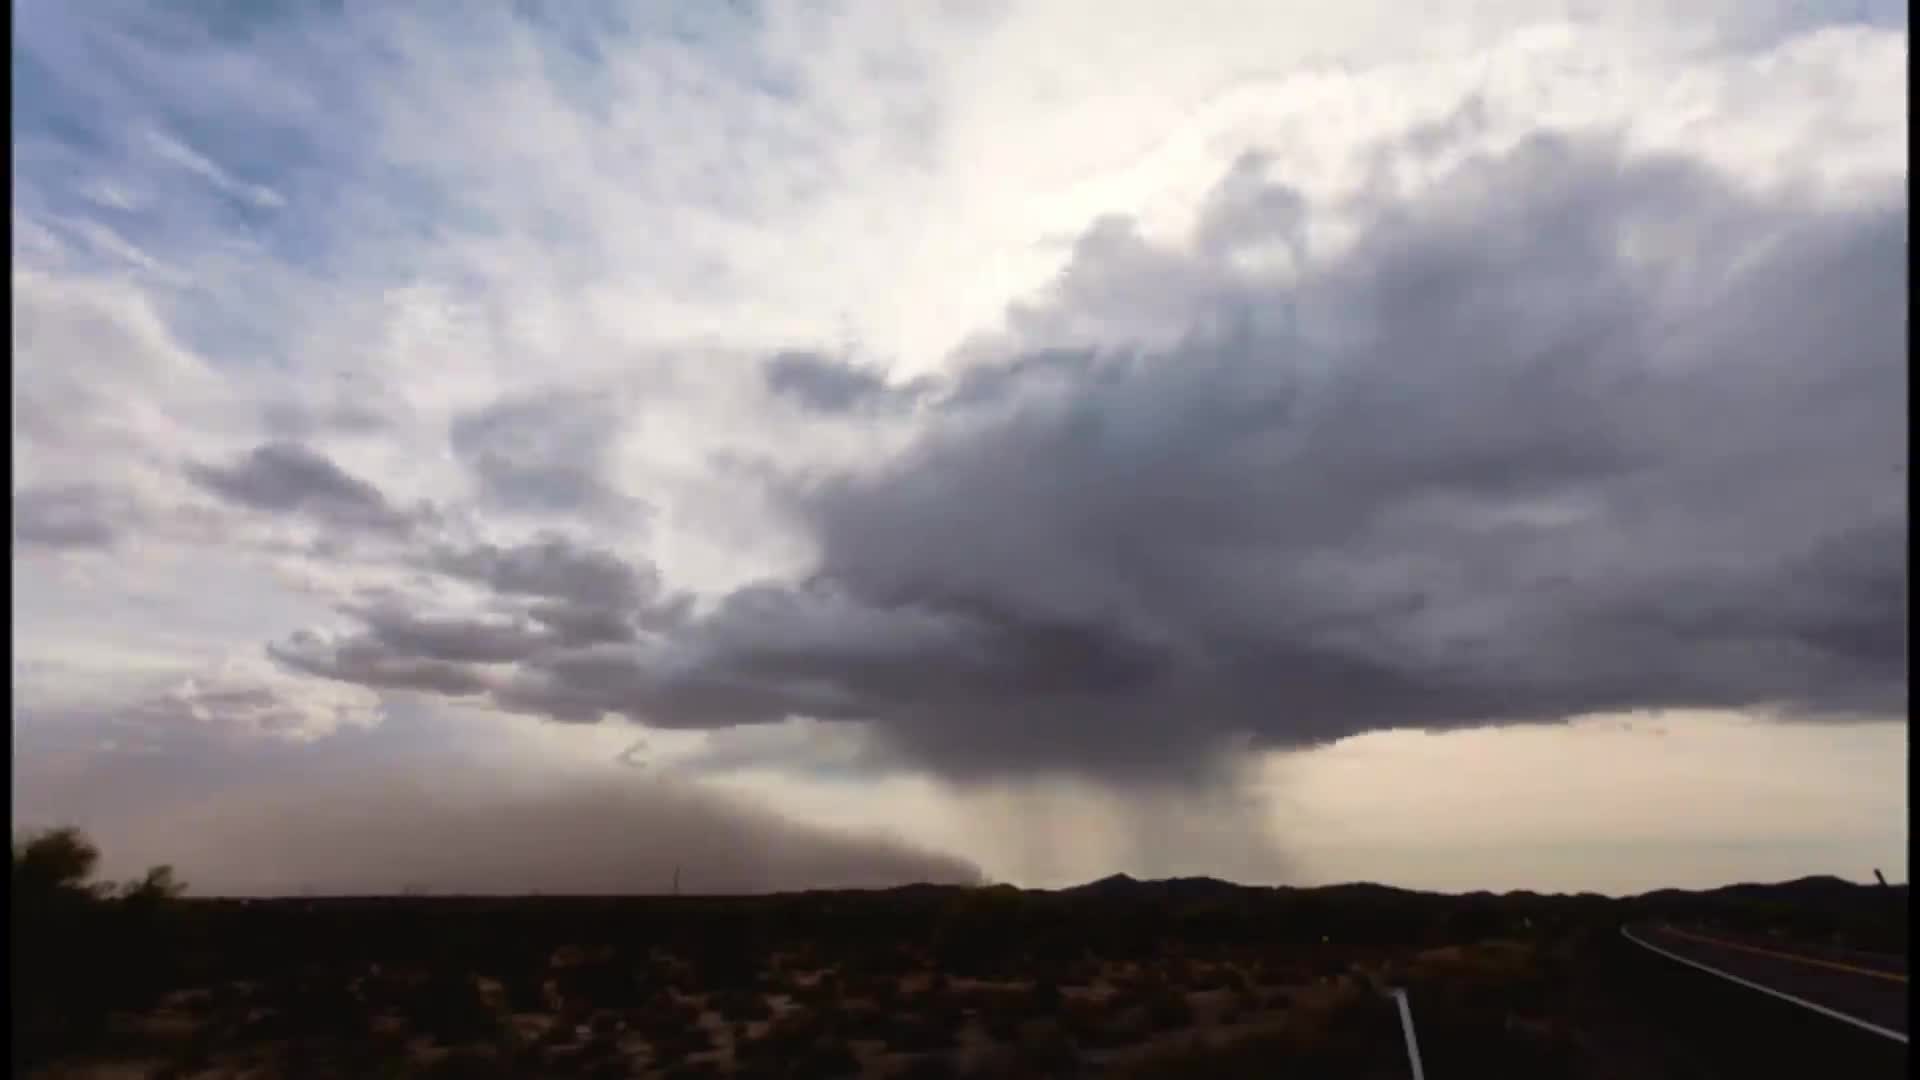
13,827,190,1070
12,829,1905,1078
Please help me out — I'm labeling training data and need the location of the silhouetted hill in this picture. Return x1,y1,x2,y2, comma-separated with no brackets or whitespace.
1062,873,1247,901
1062,872,1141,895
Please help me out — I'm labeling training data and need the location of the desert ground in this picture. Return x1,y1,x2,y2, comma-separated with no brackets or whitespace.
15,861,1906,1079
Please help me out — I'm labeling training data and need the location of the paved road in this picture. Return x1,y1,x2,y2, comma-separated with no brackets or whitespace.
1623,922,1908,1042
1670,925,1907,978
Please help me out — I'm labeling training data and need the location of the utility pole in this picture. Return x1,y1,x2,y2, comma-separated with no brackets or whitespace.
672,865,680,897
1874,868,1888,886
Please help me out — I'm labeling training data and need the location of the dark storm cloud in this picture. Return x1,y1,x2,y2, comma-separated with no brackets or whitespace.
346,604,551,664
187,441,418,533
524,600,641,646
265,536,680,700
449,387,647,521
14,485,133,548
268,628,493,696
764,350,938,413
763,135,1905,778
429,534,660,610
269,132,1906,785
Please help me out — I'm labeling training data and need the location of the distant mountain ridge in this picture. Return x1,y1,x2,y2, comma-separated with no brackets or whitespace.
1051,872,1904,902
1060,873,1239,896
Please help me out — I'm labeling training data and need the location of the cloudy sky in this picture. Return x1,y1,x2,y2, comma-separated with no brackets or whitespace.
12,1,1907,897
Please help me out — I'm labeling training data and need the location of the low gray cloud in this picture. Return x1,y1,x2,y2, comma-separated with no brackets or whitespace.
765,350,938,414
269,628,495,697
14,485,134,549
347,604,552,665
449,387,648,521
265,132,1906,787
187,441,418,534
259,397,392,440
429,534,661,610
525,600,643,646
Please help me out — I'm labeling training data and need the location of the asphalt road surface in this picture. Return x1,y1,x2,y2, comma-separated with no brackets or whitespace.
1624,923,1907,1041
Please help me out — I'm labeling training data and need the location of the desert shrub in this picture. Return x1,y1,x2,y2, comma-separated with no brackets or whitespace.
409,973,502,1045
536,1044,589,1077
891,1013,959,1053
973,986,1030,1040
583,1055,631,1080
713,988,775,1021
839,971,879,1001
789,979,837,1009
839,1001,891,1040
869,975,904,1010
1016,1028,1081,1075
1056,961,1098,989
12,827,193,1067
648,1020,715,1064
292,977,371,1043
589,1012,623,1035
900,1052,959,1079
504,969,550,1013
741,1006,840,1070
789,1037,860,1080
566,957,652,1008
690,938,765,991
1145,989,1194,1031
634,993,700,1037
1029,979,1064,1013
424,1045,513,1079
1065,1001,1136,1049
983,1012,1020,1043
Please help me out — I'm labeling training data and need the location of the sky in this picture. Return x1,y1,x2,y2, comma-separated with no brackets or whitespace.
11,0,1908,897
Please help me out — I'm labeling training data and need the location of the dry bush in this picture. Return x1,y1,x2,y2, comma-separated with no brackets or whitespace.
1014,1026,1081,1075
1117,984,1407,1080
712,988,774,1022
899,1051,960,1079
1144,987,1194,1031
890,1012,960,1053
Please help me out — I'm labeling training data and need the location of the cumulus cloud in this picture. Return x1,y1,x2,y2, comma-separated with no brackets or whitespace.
269,628,497,697
19,655,384,748
764,350,937,414
135,669,384,744
188,441,421,535
13,485,134,549
253,132,1904,787
427,534,661,611
448,387,649,522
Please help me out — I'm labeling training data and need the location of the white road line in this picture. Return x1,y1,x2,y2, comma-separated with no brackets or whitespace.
1385,986,1427,1080
1620,924,1909,1045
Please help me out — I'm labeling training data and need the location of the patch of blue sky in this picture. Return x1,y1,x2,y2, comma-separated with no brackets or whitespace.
13,0,823,368
14,4,414,364
1702,0,1907,51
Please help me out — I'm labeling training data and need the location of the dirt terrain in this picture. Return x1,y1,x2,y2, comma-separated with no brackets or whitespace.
15,874,1906,1078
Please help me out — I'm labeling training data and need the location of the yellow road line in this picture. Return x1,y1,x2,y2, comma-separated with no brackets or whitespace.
1659,926,1909,984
